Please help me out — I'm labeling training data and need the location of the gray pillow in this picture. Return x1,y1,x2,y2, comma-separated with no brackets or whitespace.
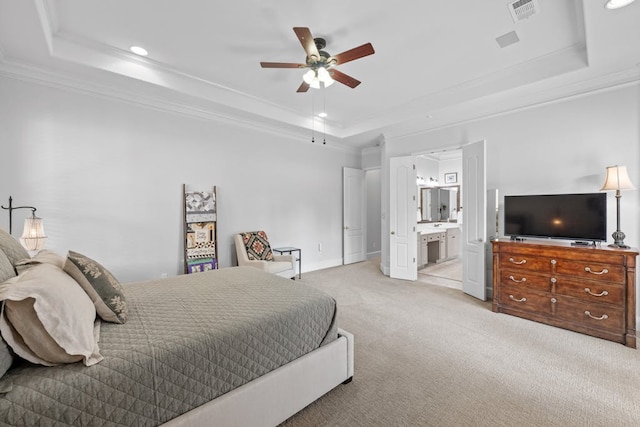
0,251,15,283
1,325,14,381
0,229,29,266
63,251,127,324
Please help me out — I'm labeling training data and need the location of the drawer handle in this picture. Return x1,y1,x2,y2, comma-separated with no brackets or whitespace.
584,311,609,321
508,258,527,265
584,288,609,297
508,275,526,283
509,295,527,303
584,267,608,275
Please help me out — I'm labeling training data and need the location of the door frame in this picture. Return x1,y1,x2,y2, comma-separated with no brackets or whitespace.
386,141,488,299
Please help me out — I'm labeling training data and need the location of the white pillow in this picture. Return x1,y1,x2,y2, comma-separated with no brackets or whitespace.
0,264,102,366
14,249,66,274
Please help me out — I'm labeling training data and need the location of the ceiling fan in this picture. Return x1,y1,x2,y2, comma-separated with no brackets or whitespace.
260,27,375,93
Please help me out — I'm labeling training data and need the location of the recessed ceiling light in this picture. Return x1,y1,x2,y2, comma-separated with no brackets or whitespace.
318,112,328,118
129,46,148,56
605,0,636,9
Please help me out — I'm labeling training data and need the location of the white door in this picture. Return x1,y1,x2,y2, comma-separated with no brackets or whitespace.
389,156,417,280
343,167,366,265
462,140,487,300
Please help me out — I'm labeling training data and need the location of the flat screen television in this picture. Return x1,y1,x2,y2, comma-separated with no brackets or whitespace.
504,193,607,243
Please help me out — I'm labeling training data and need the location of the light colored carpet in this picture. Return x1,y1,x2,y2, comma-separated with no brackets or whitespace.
282,258,640,427
419,257,463,282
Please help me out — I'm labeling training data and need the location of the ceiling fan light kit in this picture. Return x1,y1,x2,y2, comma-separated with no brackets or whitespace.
302,68,335,89
260,27,375,92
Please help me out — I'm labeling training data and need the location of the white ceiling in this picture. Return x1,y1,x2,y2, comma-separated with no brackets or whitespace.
1,0,639,148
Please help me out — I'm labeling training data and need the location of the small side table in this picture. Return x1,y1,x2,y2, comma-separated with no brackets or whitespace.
272,246,301,279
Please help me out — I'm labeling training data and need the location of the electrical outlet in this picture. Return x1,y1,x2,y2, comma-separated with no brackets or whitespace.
318,243,322,253
160,273,168,279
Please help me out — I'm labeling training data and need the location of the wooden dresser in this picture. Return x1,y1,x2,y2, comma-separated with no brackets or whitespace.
492,239,638,348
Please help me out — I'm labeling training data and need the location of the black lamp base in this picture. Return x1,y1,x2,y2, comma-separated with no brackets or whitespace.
608,243,630,249
608,230,629,249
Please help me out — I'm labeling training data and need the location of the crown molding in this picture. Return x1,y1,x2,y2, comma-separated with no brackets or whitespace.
0,57,361,154
384,66,640,142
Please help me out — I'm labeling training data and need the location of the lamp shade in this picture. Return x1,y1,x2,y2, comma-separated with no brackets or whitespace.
20,216,47,251
600,165,635,191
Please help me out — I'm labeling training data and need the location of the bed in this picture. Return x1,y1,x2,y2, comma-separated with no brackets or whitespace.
0,238,354,426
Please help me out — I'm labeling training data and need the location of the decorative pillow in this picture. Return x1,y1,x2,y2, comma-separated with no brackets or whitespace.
0,264,103,367
14,249,66,274
63,251,127,324
0,228,29,266
241,231,274,261
0,251,15,283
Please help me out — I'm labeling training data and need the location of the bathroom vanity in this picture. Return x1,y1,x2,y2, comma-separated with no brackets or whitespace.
417,223,461,269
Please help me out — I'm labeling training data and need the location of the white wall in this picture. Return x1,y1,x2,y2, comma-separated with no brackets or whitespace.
0,75,360,282
382,83,639,267
380,83,639,320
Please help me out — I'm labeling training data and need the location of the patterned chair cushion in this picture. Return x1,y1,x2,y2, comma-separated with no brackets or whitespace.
64,251,128,324
241,231,274,261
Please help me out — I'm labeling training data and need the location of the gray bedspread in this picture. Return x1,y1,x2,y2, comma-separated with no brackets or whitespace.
0,266,337,426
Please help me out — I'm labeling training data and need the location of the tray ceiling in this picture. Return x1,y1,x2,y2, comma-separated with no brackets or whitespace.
0,0,639,147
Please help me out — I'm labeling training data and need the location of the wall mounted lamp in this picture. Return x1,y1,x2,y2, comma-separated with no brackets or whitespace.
600,165,635,248
1,196,47,251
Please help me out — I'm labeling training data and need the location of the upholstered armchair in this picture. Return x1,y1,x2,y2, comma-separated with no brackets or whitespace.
234,231,296,279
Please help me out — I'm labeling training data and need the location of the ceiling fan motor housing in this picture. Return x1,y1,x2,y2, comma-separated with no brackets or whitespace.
307,50,334,68
314,37,327,50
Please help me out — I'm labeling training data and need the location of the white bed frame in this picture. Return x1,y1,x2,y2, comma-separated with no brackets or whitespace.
163,328,354,427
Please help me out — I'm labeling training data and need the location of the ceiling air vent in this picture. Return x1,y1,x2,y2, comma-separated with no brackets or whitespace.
496,31,520,48
508,0,539,23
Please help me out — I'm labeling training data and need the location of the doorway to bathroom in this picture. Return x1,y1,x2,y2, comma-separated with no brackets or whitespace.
415,149,464,290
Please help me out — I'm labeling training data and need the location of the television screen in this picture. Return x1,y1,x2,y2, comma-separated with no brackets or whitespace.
504,193,607,242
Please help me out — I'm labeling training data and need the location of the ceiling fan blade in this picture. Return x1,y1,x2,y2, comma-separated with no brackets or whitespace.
260,62,307,68
330,69,361,88
296,81,310,93
293,27,320,61
332,43,375,65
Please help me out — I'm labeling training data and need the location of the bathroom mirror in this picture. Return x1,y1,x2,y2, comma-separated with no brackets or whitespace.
420,186,460,222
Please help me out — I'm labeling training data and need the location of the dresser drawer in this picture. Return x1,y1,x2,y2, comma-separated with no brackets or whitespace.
555,260,625,284
426,232,445,242
498,285,550,314
499,270,551,292
552,297,625,333
554,277,625,306
499,254,552,273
